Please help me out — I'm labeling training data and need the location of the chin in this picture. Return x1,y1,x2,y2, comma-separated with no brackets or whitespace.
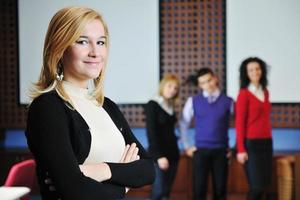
88,71,102,79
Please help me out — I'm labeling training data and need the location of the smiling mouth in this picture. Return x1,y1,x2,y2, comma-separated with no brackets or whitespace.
84,61,100,65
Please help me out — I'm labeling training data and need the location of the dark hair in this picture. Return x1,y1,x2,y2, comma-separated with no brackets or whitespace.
186,67,214,86
239,57,268,89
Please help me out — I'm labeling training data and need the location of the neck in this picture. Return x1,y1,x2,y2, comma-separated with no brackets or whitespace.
161,96,172,106
206,87,218,95
251,82,260,88
64,78,88,89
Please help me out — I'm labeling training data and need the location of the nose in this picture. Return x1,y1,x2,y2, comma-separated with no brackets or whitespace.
88,43,101,58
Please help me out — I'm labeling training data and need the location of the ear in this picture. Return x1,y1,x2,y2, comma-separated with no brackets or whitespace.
213,76,219,86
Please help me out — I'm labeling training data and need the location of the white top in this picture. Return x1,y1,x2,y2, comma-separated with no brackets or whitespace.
62,81,125,163
152,95,174,115
248,83,265,102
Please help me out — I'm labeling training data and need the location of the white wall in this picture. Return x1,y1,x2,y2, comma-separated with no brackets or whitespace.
19,0,159,104
227,0,300,102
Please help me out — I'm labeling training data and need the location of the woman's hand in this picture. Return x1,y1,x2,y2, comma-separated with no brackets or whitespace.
119,143,140,163
79,163,111,182
157,157,169,170
119,143,140,193
237,152,248,164
185,146,197,157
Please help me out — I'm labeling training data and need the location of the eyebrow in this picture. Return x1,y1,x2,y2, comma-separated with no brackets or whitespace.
78,36,107,39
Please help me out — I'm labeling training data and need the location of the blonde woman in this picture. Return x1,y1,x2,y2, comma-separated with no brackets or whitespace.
145,74,180,200
25,6,154,200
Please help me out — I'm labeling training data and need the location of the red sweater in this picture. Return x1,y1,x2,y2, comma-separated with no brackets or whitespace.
235,88,272,153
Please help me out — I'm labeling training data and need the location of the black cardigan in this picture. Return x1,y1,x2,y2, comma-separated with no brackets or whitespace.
25,91,155,200
145,100,180,162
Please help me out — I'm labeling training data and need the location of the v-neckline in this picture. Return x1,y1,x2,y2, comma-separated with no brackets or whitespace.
153,101,174,117
247,89,266,103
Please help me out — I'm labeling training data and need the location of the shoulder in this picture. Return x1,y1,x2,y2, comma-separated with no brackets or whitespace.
29,90,64,112
191,93,204,103
191,93,201,103
103,96,116,107
264,88,269,95
222,94,234,107
27,91,69,124
183,96,193,106
263,88,270,100
103,97,120,113
193,93,202,99
221,92,233,101
237,88,250,98
145,100,160,113
239,88,249,94
147,100,159,107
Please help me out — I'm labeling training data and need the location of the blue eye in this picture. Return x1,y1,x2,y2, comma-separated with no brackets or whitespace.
97,41,105,46
76,40,88,45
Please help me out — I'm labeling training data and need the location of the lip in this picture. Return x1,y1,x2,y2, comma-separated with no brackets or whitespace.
83,61,100,66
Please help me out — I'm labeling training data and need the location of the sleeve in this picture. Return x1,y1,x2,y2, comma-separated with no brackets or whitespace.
235,90,249,153
179,97,194,149
104,99,155,188
26,96,125,200
144,101,163,160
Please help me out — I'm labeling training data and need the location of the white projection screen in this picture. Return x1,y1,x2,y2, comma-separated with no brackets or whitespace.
226,0,300,103
19,0,159,104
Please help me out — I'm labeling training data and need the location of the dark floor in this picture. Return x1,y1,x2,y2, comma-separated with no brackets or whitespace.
30,193,246,200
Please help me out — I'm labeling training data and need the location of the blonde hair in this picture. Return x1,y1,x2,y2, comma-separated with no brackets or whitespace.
158,74,180,103
30,6,109,106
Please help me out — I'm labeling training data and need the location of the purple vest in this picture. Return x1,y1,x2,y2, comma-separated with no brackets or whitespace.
193,92,232,148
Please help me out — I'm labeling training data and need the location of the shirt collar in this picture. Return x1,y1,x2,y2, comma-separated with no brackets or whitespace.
203,89,220,98
152,95,164,105
248,83,263,94
152,95,174,115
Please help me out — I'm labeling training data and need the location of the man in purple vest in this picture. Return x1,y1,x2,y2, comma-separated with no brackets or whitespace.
180,68,233,200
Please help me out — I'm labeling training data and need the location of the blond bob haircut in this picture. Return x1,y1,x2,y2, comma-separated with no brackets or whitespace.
30,6,109,106
158,74,180,102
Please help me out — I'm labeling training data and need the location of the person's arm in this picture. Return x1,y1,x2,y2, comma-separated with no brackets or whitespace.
235,90,248,153
179,97,194,149
45,143,139,193
103,98,155,188
78,163,112,182
79,142,140,179
145,101,170,170
26,95,125,200
144,101,163,160
235,90,249,164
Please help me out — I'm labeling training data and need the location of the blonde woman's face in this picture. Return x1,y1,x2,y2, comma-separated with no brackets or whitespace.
162,81,178,100
63,19,107,87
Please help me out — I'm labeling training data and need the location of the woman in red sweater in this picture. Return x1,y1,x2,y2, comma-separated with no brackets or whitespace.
235,57,273,200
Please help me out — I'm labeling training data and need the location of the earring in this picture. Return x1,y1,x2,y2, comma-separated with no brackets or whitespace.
56,62,64,81
56,72,64,81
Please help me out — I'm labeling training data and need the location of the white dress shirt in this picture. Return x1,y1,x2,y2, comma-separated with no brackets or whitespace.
248,83,265,102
